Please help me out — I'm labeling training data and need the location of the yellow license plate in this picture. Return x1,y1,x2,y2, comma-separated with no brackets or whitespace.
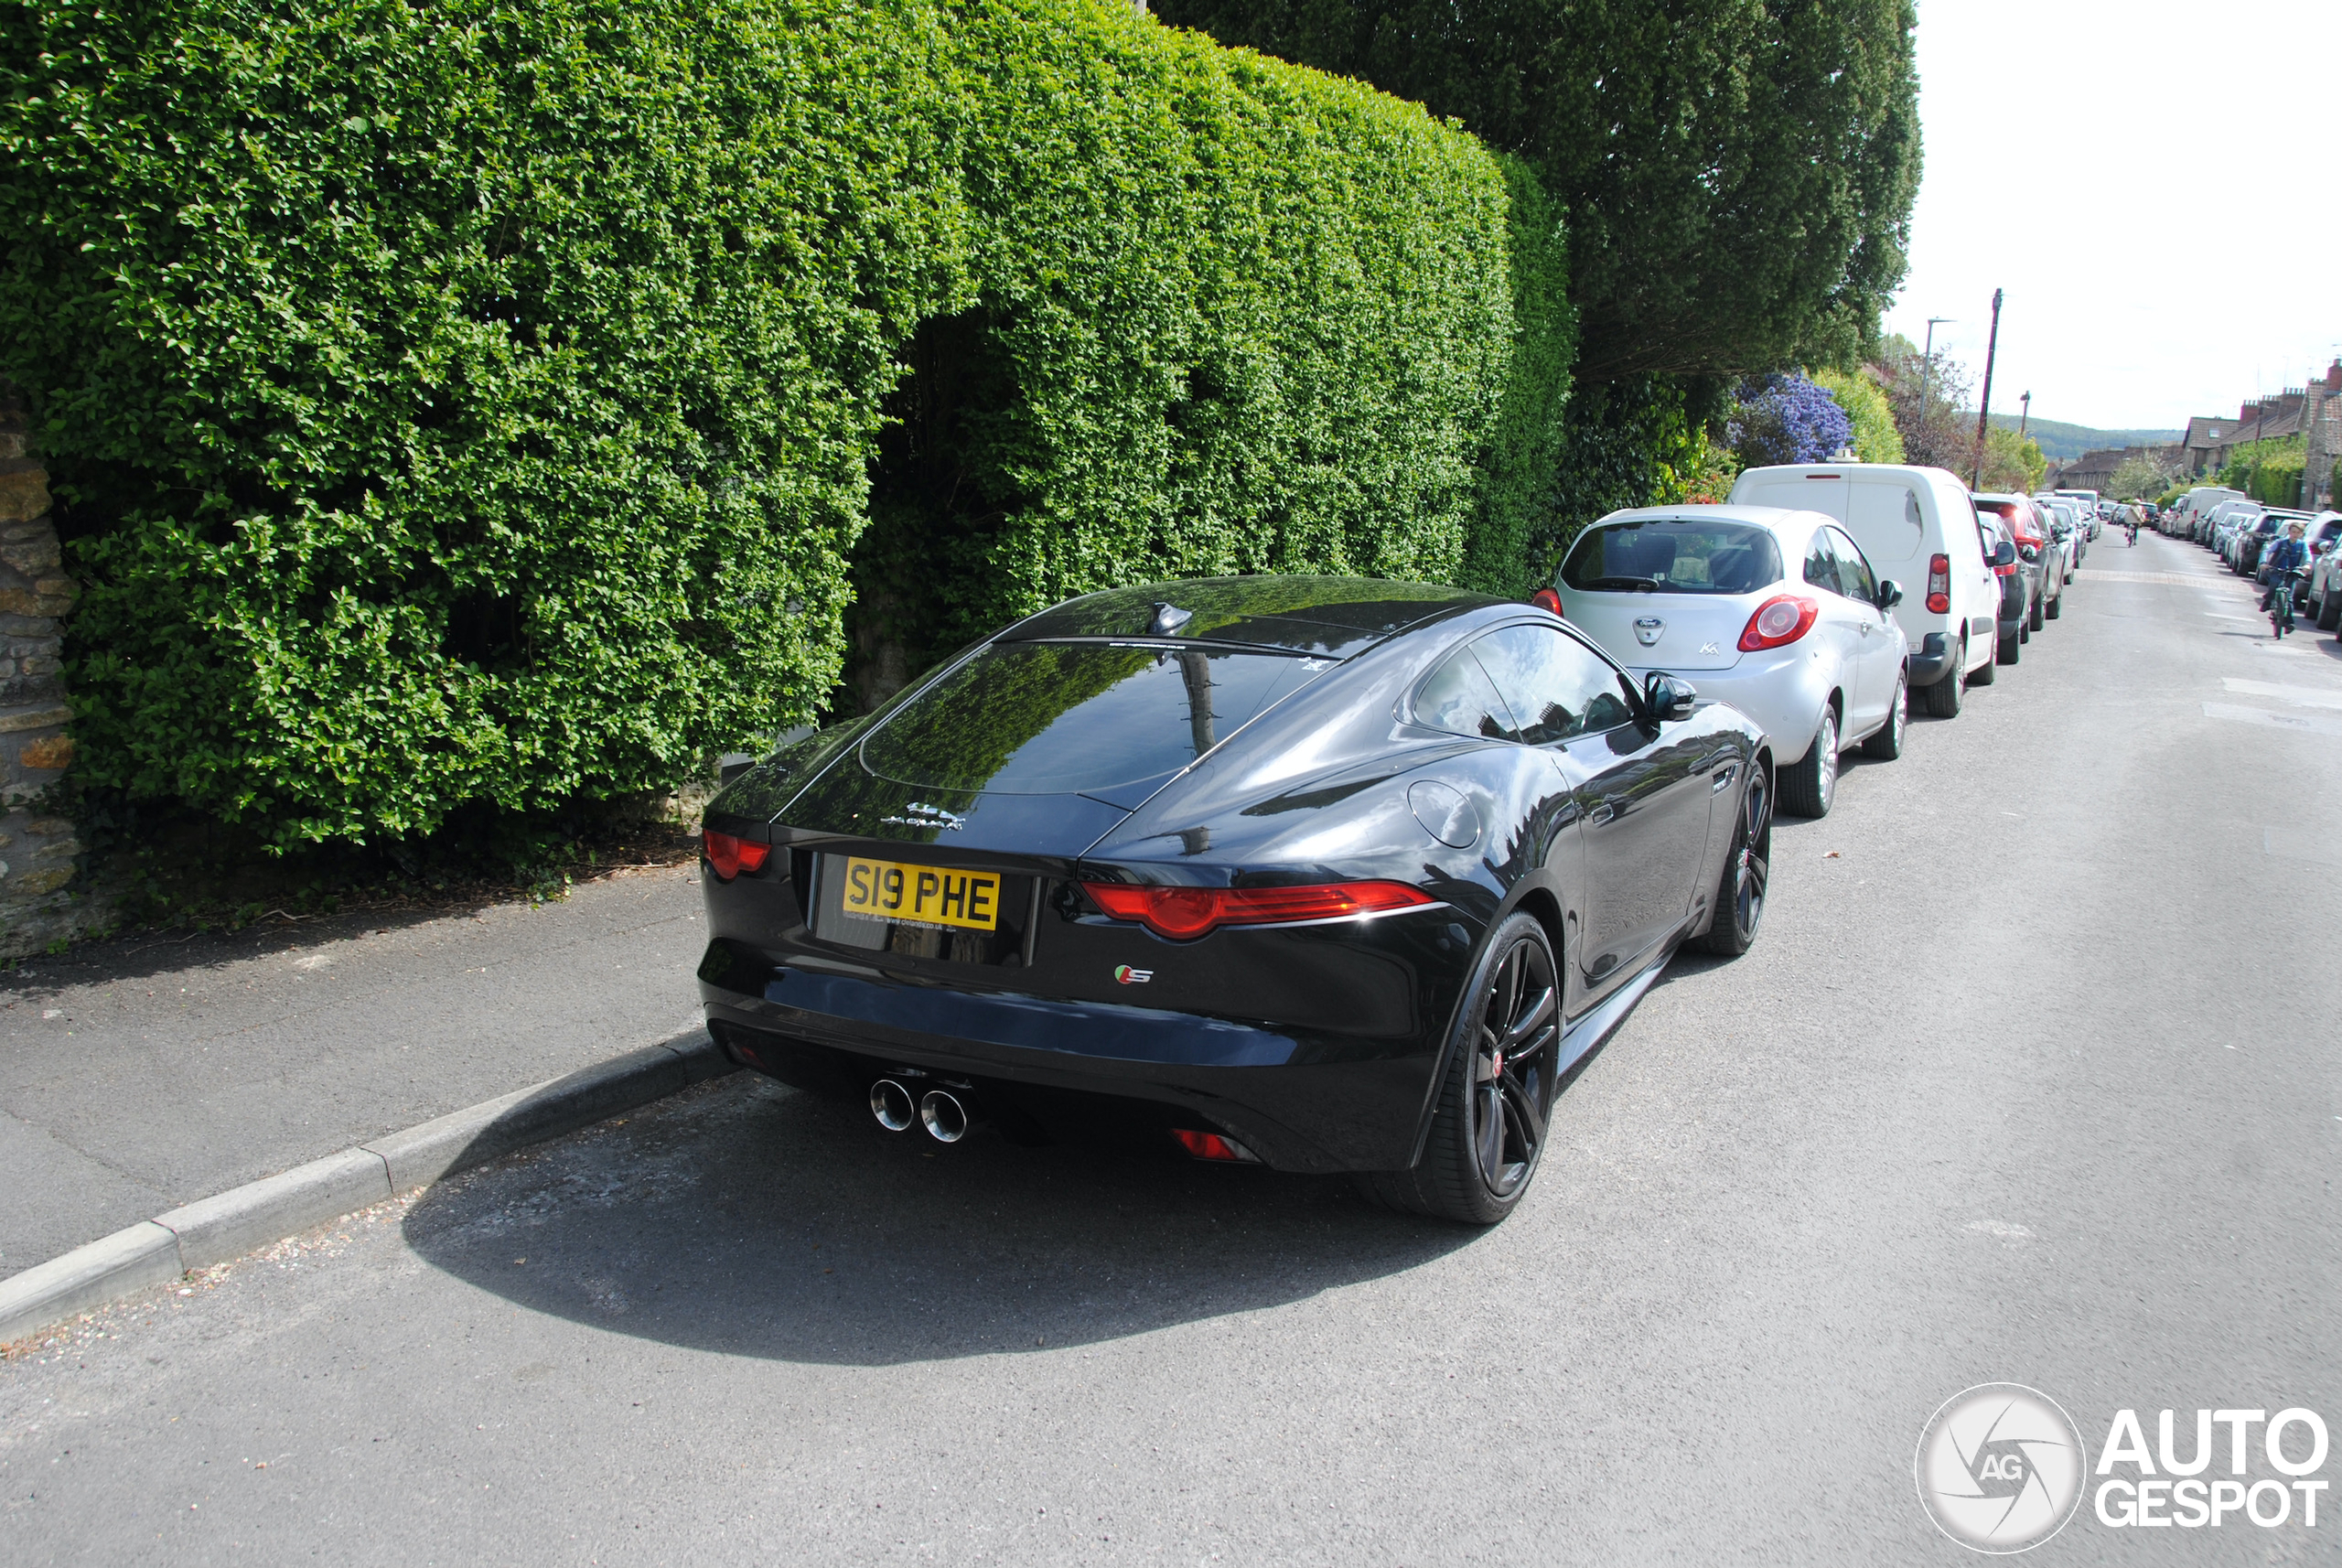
839,857,1002,931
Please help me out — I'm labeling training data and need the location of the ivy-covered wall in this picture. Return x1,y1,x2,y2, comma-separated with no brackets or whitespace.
0,0,1570,848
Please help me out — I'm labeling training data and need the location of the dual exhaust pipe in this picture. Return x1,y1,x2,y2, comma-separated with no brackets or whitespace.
869,1077,972,1144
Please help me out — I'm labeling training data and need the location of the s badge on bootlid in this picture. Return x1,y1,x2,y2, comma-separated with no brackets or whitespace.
1114,964,1154,984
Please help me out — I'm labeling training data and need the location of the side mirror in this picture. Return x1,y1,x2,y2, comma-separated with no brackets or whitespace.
1644,672,1698,723
1875,579,1904,610
1990,540,2017,568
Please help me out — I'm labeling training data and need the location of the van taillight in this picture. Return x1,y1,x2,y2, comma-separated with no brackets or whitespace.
1926,553,1950,614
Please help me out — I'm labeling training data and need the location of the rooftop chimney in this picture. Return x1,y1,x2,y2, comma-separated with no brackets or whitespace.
2326,360,2342,393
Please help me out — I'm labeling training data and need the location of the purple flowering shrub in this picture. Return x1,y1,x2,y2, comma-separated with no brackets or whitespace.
1727,373,1853,467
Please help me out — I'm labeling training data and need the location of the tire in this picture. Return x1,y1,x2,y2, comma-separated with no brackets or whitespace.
1863,672,1907,760
2046,590,2061,619
1778,705,1838,818
1920,642,1966,717
1357,912,1560,1225
2319,592,2341,632
1691,757,1771,957
1986,633,2011,672
2027,594,2045,631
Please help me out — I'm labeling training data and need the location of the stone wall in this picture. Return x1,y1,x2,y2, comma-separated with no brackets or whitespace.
0,395,102,957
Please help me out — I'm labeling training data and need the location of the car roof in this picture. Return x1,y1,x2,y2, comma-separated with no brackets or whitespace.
1004,575,1500,657
1582,502,1832,537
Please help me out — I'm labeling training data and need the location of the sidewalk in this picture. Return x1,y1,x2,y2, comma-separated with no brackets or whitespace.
0,865,710,1283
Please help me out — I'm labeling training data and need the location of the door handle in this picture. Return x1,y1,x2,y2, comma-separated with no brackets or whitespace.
1712,764,1736,794
1587,800,1617,826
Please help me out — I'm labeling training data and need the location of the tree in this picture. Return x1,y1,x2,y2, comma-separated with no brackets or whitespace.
1976,427,2046,494
2108,448,2183,503
1152,0,1923,381
1812,367,1905,463
1728,374,1853,467
1872,335,1973,469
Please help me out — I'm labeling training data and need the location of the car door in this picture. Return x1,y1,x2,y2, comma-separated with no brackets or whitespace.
1799,527,1867,736
1826,526,1897,731
1471,622,1713,1001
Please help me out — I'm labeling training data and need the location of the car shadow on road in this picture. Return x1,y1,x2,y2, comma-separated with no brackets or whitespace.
401,1072,1477,1367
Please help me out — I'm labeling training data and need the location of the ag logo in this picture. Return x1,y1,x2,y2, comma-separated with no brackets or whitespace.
1113,964,1153,984
1916,1383,2087,1552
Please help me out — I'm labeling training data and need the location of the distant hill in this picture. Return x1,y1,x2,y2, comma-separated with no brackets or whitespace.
1983,413,2182,462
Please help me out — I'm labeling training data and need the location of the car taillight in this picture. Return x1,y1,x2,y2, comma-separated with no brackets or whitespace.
1927,553,1950,614
1531,586,1564,616
1080,879,1434,940
1171,1128,1262,1163
1736,595,1820,651
703,829,772,881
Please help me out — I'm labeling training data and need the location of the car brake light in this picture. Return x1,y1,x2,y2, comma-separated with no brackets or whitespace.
1531,586,1563,616
1081,879,1434,940
1927,553,1950,614
703,829,772,880
1171,1128,1262,1163
1736,595,1821,651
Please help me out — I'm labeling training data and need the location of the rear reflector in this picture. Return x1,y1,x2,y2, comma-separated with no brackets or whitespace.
703,829,772,881
1927,553,1950,614
1736,595,1820,651
1171,1128,1261,1164
1530,586,1564,616
1081,879,1434,940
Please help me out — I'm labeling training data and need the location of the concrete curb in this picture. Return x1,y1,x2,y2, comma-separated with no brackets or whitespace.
0,1028,734,1346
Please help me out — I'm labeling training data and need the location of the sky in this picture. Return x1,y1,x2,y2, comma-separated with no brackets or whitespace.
1884,0,2342,434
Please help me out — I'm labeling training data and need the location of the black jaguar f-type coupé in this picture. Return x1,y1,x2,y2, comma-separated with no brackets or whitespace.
696,575,1771,1223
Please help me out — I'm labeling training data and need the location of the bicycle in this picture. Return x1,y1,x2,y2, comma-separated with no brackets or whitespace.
2269,577,2298,638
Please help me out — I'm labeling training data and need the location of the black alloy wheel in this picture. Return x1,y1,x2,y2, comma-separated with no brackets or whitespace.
1360,912,1560,1225
1692,757,1770,956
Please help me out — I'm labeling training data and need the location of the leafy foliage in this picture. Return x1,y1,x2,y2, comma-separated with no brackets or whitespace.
1526,374,1717,576
2107,448,2184,504
1974,427,2046,494
1152,0,1922,380
0,0,1565,846
2218,438,2307,505
1727,374,1852,467
1812,368,1904,464
1872,334,1974,470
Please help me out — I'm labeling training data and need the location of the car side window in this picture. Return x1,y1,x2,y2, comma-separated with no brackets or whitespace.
1414,644,1517,741
1802,531,1839,594
1473,624,1638,745
1827,527,1876,602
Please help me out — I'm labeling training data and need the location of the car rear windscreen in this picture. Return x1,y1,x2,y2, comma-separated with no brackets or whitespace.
860,642,1324,793
1560,519,1784,595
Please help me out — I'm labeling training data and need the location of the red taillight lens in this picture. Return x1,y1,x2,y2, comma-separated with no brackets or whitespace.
1530,586,1564,616
1171,1128,1261,1163
1927,553,1950,614
1081,880,1434,940
1736,595,1820,652
703,829,772,881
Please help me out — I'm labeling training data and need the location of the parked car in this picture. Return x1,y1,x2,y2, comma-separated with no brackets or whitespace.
2243,510,2318,580
1974,492,2061,630
696,575,1772,1225
1976,514,2026,666
1549,505,1908,819
1727,464,1999,718
2209,500,2264,558
2298,514,2342,628
2042,500,2085,574
2173,486,2243,539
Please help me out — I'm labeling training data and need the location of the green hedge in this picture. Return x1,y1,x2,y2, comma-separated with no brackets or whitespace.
2218,437,2306,506
1,0,1567,846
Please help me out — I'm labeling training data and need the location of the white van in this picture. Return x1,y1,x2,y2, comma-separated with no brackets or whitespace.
1725,464,1999,716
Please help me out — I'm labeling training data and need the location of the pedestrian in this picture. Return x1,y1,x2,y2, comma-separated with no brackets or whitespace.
2264,521,2309,637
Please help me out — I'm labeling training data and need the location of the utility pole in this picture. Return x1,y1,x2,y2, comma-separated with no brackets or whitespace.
1970,288,2004,489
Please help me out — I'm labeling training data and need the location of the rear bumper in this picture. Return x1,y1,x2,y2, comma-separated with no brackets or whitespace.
1626,648,1825,760
696,937,1458,1173
1908,632,1955,686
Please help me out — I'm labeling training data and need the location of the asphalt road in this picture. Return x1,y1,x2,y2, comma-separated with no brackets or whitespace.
5,531,2337,1565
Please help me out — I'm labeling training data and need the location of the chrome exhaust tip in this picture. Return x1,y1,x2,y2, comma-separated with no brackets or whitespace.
869,1079,917,1132
919,1089,971,1144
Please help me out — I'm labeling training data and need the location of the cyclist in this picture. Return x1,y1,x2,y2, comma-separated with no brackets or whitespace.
2265,520,2309,637
2124,505,2139,546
